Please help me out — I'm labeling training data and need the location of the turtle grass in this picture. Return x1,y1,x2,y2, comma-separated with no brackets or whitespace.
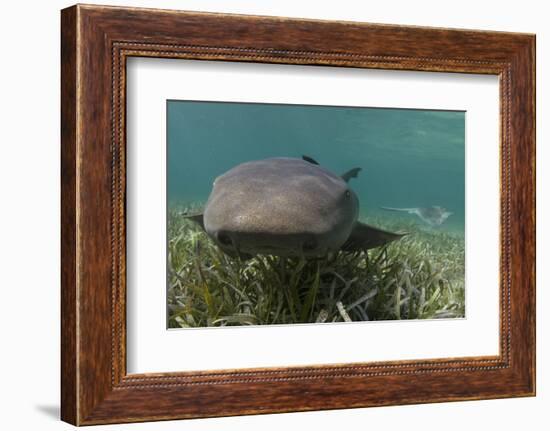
167,208,465,328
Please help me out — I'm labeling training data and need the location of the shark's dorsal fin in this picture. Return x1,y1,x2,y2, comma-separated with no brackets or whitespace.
341,167,362,183
302,155,320,165
302,156,361,183
342,221,407,251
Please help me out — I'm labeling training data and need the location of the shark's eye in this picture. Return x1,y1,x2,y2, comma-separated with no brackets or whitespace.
345,190,351,198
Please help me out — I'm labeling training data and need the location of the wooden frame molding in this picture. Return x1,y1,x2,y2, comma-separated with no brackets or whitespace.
61,4,535,425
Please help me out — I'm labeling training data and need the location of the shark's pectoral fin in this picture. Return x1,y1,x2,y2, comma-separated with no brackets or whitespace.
340,167,362,182
342,221,407,251
182,212,205,230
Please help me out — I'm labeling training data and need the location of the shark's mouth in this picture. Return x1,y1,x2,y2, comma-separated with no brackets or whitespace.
215,232,330,258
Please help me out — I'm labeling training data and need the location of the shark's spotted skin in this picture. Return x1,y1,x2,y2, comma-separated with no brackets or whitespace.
380,206,453,227
186,157,406,258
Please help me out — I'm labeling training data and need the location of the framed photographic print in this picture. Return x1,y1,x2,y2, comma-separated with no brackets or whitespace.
61,4,536,425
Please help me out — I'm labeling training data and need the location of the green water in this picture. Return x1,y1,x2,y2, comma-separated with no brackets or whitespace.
167,100,465,236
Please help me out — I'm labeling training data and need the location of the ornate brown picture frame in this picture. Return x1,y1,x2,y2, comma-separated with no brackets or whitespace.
61,4,535,425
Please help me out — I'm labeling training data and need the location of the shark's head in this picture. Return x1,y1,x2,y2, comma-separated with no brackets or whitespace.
203,158,359,257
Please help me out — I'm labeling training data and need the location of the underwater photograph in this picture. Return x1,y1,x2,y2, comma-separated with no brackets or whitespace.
167,100,465,328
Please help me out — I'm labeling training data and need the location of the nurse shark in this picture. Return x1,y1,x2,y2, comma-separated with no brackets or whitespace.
186,156,406,259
